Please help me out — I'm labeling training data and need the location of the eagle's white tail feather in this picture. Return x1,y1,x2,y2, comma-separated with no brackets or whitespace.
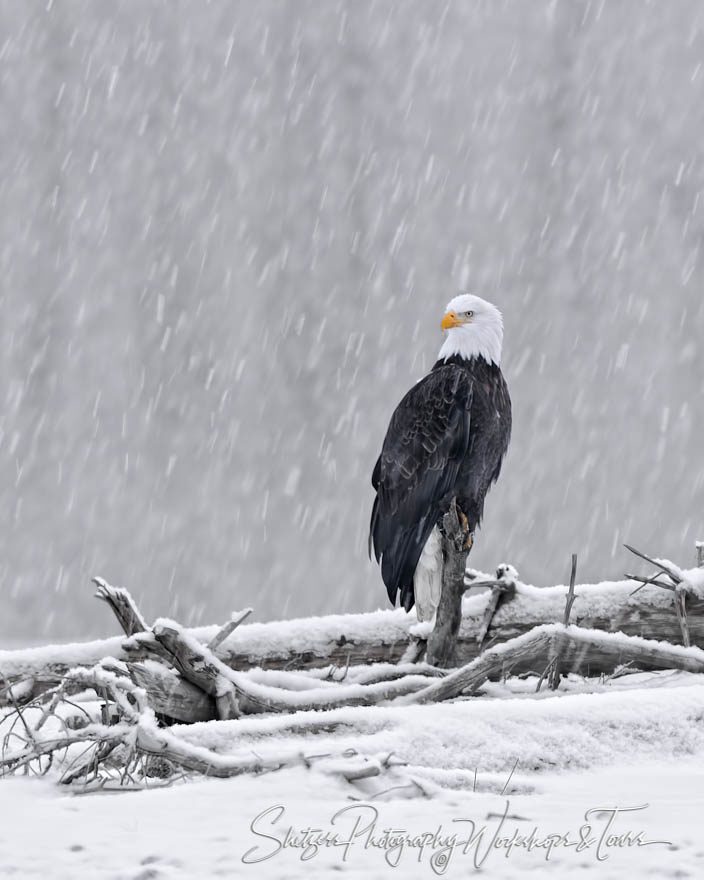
413,525,443,622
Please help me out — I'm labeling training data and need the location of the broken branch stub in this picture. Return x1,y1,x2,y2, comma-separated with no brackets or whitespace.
425,499,472,668
93,578,148,637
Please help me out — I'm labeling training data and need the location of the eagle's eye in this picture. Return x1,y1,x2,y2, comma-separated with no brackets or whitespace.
464,310,474,318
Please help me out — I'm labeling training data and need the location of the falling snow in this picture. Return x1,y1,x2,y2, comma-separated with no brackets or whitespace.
0,2,702,643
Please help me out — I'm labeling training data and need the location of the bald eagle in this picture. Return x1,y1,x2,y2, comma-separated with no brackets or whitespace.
369,294,511,621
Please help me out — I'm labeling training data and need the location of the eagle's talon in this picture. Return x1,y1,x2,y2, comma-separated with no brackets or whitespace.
456,508,472,550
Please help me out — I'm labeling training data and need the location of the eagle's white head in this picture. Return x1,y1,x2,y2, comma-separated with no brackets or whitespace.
437,293,504,366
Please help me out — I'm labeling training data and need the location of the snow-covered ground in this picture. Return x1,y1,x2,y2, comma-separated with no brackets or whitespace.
2,668,703,879
0,756,700,879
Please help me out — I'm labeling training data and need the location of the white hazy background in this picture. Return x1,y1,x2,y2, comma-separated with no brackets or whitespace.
0,0,702,641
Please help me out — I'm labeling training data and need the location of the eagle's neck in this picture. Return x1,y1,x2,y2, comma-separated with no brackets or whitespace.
437,322,502,366
431,353,500,372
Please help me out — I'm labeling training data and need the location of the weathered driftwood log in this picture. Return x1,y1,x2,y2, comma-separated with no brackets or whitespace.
404,623,704,705
149,620,440,715
2,542,703,711
128,661,215,724
2,545,701,777
0,664,401,788
152,622,242,720
3,578,704,704
5,623,704,789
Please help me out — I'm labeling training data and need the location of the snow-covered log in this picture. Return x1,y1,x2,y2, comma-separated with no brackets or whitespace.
5,621,704,790
2,569,704,708
3,547,703,788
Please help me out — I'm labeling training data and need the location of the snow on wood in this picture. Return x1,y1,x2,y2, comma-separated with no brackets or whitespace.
2,545,704,791
4,616,704,788
175,677,704,777
2,574,703,696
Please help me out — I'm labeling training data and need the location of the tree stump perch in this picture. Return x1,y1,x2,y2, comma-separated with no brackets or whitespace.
426,499,472,667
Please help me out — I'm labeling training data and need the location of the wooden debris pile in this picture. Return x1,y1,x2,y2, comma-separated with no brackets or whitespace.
0,543,703,790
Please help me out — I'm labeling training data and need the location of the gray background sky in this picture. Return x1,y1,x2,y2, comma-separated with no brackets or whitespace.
0,0,702,641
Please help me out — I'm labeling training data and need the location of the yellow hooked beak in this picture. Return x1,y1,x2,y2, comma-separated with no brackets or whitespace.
441,311,463,330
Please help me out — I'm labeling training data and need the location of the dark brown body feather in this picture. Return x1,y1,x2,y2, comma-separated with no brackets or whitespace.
370,354,511,611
